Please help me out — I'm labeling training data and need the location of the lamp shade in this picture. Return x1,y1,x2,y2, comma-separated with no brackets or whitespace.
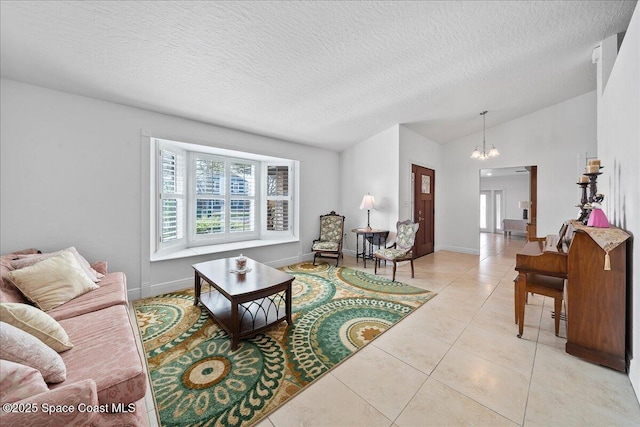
518,201,529,209
359,194,376,210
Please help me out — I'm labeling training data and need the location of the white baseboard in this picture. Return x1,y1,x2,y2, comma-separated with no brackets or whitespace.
127,288,143,302
132,277,193,301
437,245,479,255
130,254,316,301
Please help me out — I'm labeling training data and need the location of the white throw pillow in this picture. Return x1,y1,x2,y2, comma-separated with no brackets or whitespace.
7,251,99,311
0,303,73,352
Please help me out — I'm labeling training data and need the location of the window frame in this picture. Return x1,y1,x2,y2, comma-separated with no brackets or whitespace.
152,137,297,259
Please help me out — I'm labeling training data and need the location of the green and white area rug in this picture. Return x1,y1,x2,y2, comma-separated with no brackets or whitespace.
134,262,436,427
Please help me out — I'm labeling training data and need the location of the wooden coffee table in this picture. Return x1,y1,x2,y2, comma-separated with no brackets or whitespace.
192,257,294,350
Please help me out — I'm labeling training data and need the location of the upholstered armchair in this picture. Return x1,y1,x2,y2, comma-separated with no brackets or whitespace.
374,220,419,281
312,211,345,266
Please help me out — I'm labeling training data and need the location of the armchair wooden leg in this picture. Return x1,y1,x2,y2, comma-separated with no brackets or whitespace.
410,259,415,278
374,257,378,275
392,262,397,282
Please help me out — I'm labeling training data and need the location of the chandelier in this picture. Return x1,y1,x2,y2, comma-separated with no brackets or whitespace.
471,110,499,159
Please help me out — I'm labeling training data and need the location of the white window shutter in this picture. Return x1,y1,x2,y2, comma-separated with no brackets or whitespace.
266,165,291,231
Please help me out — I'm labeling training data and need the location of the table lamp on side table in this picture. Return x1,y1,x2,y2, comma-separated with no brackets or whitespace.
360,193,376,229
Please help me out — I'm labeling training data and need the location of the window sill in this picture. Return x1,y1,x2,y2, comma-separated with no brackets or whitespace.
150,237,299,262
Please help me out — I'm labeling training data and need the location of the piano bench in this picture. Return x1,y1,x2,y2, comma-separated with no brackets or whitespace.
514,273,565,338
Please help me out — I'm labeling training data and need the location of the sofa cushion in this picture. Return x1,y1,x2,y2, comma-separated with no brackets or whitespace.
47,272,128,321
0,359,49,403
0,303,73,352
7,251,99,311
1,379,101,427
0,322,66,383
54,305,146,405
11,247,104,283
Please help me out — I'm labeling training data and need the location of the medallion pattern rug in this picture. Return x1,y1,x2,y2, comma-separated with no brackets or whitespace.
134,262,436,426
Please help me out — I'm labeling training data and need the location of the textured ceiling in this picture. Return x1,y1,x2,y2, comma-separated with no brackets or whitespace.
1,1,637,151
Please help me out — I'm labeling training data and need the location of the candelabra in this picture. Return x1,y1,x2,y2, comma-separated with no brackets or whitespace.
578,159,603,224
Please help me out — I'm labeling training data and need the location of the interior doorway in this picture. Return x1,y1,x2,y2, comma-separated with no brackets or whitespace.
480,166,533,236
412,164,434,257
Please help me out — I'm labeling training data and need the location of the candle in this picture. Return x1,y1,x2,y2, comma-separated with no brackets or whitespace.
585,165,599,173
578,175,589,183
588,159,601,166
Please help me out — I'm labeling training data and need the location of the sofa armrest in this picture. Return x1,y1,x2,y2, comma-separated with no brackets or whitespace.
90,261,108,275
1,379,99,427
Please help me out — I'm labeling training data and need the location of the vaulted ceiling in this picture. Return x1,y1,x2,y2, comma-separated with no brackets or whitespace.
1,1,636,151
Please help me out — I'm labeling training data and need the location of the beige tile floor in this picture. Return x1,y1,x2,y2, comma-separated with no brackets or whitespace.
134,233,640,426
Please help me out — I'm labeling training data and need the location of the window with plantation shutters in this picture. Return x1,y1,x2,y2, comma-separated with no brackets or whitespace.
153,137,297,256
194,156,225,235
159,146,185,248
191,154,257,241
266,165,291,232
230,162,255,233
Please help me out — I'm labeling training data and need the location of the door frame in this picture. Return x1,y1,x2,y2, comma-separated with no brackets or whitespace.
479,166,536,238
411,164,435,257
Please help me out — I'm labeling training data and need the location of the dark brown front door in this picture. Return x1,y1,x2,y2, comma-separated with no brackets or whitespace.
412,164,434,257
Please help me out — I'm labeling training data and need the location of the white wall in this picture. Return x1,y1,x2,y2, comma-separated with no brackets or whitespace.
339,125,441,252
439,92,597,254
340,126,399,254
481,173,530,222
0,78,340,299
596,5,640,401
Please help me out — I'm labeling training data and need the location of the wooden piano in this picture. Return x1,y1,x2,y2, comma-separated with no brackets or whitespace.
514,233,569,340
516,233,570,278
515,221,630,372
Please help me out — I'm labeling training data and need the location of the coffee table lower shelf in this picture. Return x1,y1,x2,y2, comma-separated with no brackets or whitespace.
199,289,289,349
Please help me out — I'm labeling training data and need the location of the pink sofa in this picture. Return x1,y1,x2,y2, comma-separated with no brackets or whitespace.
0,249,149,427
